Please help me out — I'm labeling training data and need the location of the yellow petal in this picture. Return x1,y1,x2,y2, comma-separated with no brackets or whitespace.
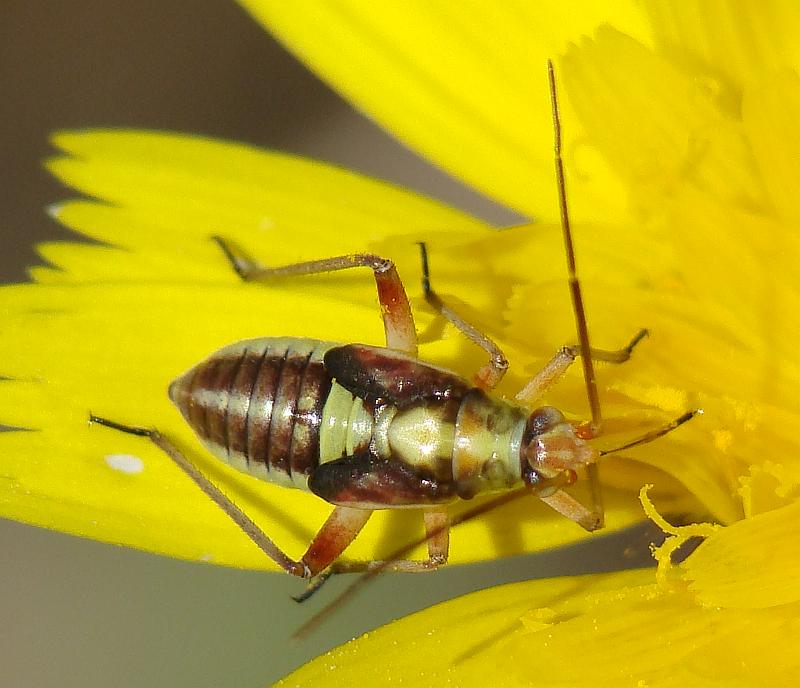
743,71,800,224
2,131,666,571
682,498,800,608
240,0,650,222
0,272,666,567
281,566,800,687
562,26,766,216
644,0,800,94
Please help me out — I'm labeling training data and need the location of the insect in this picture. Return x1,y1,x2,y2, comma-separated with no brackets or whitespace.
90,62,694,596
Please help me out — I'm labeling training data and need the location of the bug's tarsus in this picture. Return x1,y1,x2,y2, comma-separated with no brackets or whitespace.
613,327,649,362
292,570,334,604
89,414,153,437
416,242,509,390
574,328,650,365
418,241,433,297
212,235,251,281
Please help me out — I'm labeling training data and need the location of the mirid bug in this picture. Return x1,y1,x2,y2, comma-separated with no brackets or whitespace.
90,62,694,595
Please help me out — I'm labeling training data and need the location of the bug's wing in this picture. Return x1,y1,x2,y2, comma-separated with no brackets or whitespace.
308,453,456,507
323,344,470,407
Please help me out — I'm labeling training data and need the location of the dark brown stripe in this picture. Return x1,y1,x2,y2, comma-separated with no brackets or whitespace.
205,355,244,452
187,356,222,443
289,357,332,478
246,348,288,472
267,350,312,477
238,348,271,466
224,347,259,463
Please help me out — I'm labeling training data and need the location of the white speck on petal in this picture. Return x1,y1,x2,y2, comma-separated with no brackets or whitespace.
258,217,274,231
199,553,214,562
105,453,145,474
46,202,65,219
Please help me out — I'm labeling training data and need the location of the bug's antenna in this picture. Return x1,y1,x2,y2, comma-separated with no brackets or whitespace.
547,60,604,524
548,60,600,429
598,410,700,456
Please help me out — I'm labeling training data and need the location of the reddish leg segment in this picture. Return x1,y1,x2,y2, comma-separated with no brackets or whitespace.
321,507,450,575
213,236,417,355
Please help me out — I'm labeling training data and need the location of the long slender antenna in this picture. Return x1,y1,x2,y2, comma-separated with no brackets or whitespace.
598,410,700,457
547,60,604,524
547,60,600,429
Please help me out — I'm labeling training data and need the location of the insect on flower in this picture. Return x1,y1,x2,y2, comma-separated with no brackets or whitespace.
90,62,695,599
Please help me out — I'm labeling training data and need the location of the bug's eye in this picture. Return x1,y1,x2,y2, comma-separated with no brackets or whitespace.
525,406,566,436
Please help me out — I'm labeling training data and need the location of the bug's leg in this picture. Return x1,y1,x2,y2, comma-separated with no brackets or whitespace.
292,508,445,603
358,507,449,573
525,467,602,529
513,328,647,529
299,505,373,579
418,242,508,390
514,328,649,406
539,489,602,531
213,236,416,354
322,507,450,575
89,415,310,577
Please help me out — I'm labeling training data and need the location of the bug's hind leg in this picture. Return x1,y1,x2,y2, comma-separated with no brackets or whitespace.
417,242,508,390
213,236,417,355
89,414,313,577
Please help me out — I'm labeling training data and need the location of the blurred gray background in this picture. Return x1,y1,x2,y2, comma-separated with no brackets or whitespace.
1,3,659,686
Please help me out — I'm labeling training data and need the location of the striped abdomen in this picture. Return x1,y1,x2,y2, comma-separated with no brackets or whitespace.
169,337,343,489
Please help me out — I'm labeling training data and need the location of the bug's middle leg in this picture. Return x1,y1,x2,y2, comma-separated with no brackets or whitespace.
321,507,450,576
213,236,417,355
291,507,449,602
417,242,508,390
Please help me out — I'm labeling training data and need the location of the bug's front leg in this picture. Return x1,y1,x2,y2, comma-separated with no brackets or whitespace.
514,328,649,406
513,330,648,530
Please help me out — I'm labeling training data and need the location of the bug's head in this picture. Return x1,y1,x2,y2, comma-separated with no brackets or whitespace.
521,406,598,481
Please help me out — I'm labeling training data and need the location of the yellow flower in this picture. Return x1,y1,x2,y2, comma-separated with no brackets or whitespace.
2,5,677,573
2,1,799,685
238,2,800,685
